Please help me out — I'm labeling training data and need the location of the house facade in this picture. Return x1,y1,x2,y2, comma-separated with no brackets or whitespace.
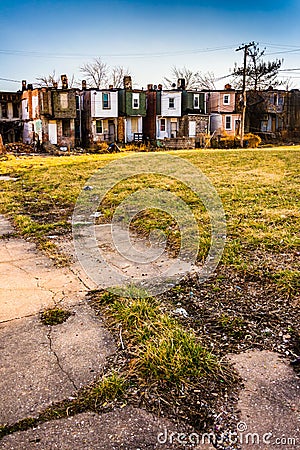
118,77,146,143
3,75,300,149
180,90,209,142
0,91,22,143
207,85,241,136
21,77,76,148
80,87,119,147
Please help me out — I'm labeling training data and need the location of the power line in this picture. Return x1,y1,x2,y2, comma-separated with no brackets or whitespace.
0,77,21,83
0,45,238,60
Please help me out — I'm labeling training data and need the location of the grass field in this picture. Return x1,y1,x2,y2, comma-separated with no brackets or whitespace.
0,147,299,293
0,147,299,435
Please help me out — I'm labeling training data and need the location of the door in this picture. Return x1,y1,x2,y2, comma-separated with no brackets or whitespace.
48,121,57,145
189,121,196,137
108,121,115,141
170,121,177,138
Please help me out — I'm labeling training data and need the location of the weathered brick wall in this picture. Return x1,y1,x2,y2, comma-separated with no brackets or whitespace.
56,119,75,147
117,117,125,143
164,137,195,149
52,90,76,119
143,91,157,140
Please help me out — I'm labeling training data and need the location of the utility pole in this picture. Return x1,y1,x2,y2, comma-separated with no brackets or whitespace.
236,42,255,147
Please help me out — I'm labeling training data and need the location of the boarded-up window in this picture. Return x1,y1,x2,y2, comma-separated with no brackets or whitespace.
60,93,68,109
131,117,138,133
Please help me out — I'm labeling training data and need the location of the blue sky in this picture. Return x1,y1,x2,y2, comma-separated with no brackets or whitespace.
1,0,300,91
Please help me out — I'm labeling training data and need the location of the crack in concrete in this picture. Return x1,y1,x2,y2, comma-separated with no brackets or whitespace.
0,312,37,324
46,328,78,391
68,265,92,290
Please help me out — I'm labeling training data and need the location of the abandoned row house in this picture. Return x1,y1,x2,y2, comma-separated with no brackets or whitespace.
1,75,300,148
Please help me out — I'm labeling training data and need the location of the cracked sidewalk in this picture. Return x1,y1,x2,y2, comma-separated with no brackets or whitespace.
0,216,90,323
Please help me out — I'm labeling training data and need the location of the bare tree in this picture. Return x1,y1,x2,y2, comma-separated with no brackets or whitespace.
36,70,59,87
111,65,131,88
231,44,283,91
80,58,109,89
164,66,216,90
164,66,199,90
194,71,216,90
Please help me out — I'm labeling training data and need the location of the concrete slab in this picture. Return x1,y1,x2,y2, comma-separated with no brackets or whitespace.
0,238,87,323
0,407,215,449
0,306,115,426
0,215,14,236
230,350,300,449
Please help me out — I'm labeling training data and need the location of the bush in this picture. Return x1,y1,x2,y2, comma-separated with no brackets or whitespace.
243,133,261,148
211,132,261,149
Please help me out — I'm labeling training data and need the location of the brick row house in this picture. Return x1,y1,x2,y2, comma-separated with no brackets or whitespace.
21,76,77,148
0,91,22,143
2,75,300,148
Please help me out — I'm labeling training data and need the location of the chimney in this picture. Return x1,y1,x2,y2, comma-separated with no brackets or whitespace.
147,84,153,91
123,76,132,90
177,78,186,90
61,74,68,90
27,83,33,91
82,80,87,90
109,84,113,89
158,84,162,90
224,83,232,90
22,80,27,91
53,81,58,89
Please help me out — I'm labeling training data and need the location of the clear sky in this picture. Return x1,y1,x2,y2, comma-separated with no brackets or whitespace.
1,0,300,91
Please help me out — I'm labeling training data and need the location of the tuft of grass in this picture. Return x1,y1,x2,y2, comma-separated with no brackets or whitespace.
40,308,72,326
133,325,220,385
83,371,126,408
215,314,246,339
90,290,226,387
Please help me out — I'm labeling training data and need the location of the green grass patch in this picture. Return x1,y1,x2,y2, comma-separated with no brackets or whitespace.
91,290,228,387
40,308,72,326
0,148,299,290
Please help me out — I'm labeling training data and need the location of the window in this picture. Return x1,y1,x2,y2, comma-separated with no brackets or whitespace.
132,93,139,109
60,93,68,109
0,102,8,118
76,96,80,110
13,103,19,118
194,94,200,109
160,119,166,131
62,119,71,137
225,116,232,130
169,98,175,108
96,120,103,134
223,94,230,105
102,92,110,109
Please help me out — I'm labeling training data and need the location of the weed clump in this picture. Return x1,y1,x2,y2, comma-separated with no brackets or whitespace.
90,290,227,387
40,307,72,326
